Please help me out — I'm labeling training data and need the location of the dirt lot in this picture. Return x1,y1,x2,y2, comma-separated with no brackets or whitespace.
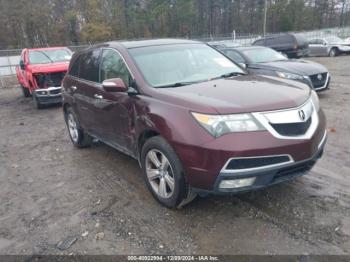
0,56,350,255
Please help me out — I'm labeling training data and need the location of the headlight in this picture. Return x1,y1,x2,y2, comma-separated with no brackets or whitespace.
276,71,304,80
310,90,320,111
191,112,265,137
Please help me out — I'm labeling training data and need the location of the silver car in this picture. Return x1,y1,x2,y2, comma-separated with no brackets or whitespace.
308,36,350,57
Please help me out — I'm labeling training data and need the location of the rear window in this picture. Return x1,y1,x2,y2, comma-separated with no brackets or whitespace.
69,56,80,77
294,34,308,45
253,39,264,46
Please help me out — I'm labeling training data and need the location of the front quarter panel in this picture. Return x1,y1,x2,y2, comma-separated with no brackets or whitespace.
135,95,214,150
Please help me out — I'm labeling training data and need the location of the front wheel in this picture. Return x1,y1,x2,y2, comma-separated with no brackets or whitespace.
329,48,338,57
141,136,196,208
21,85,31,97
64,107,93,148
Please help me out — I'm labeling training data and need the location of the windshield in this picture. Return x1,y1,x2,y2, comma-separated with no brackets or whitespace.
128,44,244,87
325,36,343,43
241,48,287,63
29,49,72,64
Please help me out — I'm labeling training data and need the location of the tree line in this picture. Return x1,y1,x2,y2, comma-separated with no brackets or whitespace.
0,0,350,49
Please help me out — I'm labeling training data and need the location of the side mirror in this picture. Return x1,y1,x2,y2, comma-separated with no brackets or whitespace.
238,63,247,69
102,78,128,92
20,60,25,70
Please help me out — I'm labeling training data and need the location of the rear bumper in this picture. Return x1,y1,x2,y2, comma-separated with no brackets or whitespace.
193,131,326,195
34,87,62,104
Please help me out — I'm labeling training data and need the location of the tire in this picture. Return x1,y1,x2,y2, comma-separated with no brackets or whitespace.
21,85,31,97
329,48,338,57
33,93,44,109
141,136,196,208
64,107,93,148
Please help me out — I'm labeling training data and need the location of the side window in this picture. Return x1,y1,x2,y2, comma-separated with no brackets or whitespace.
254,39,263,46
100,49,131,86
224,50,245,64
79,49,101,82
280,35,291,44
69,55,80,77
308,39,316,45
266,38,276,45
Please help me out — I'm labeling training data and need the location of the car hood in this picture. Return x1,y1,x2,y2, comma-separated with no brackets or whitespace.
28,61,69,74
154,75,310,114
250,59,327,76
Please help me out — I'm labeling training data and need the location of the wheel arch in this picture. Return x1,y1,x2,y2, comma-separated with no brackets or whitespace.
137,129,160,161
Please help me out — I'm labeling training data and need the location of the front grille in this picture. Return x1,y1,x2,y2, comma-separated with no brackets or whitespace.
50,89,61,95
225,155,291,170
309,72,328,89
270,117,311,136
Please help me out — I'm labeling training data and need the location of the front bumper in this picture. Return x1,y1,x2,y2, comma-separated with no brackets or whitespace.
338,46,350,53
34,87,62,104
173,109,326,192
195,131,326,195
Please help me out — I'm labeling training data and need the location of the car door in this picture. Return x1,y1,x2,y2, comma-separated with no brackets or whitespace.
319,39,329,56
94,48,135,152
309,39,324,56
18,50,29,88
72,49,104,136
308,39,318,56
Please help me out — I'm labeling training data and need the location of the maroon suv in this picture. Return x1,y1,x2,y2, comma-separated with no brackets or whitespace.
62,39,327,208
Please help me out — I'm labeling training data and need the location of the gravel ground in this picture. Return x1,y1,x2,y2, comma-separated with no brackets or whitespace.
0,56,349,255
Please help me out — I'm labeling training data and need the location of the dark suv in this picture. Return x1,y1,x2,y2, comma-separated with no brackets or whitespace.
253,33,309,58
62,39,327,208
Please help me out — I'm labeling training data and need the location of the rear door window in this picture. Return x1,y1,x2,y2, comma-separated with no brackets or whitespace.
79,49,101,82
69,56,80,77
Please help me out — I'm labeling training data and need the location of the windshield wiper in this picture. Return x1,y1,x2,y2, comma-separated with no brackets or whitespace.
211,71,246,80
34,50,54,63
155,81,202,88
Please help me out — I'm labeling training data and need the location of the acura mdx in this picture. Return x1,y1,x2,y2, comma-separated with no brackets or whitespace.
62,39,327,208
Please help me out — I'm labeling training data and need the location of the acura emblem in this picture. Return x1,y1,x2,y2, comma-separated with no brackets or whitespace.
317,74,322,80
299,110,306,121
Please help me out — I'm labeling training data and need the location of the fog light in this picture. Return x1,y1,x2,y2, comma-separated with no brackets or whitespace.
219,177,256,189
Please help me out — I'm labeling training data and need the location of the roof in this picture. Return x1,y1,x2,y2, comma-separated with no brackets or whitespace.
27,46,69,51
224,46,265,51
107,38,201,49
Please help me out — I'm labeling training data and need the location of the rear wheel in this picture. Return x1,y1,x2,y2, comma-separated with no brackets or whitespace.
141,136,196,208
21,85,31,97
64,107,93,148
329,48,338,57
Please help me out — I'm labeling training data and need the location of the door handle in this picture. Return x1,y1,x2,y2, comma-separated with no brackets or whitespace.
94,94,103,99
71,86,77,91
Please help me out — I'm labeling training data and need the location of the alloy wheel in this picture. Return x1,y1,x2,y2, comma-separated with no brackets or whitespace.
67,113,79,142
145,149,175,199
